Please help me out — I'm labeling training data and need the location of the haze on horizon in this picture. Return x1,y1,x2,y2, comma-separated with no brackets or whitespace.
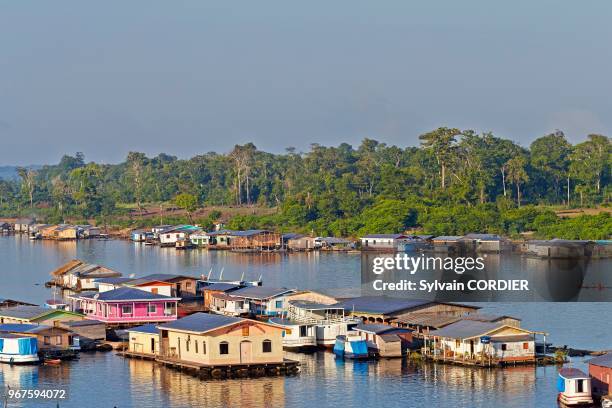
1,0,611,166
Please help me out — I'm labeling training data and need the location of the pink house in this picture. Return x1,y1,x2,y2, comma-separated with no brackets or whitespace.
70,287,180,325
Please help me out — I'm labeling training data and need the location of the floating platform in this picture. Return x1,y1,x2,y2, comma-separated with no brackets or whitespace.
119,351,300,379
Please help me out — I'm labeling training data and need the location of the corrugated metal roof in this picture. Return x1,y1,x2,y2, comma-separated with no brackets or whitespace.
79,287,177,302
433,236,463,241
559,368,589,379
128,274,194,286
392,312,461,328
490,335,532,342
289,300,343,310
0,306,54,320
282,233,304,240
333,297,432,315
159,313,243,333
354,323,410,335
95,277,133,285
586,353,612,368
231,287,294,300
0,323,50,333
128,324,159,335
462,233,501,241
230,230,271,237
202,283,242,292
429,320,503,339
361,234,407,239
463,314,521,323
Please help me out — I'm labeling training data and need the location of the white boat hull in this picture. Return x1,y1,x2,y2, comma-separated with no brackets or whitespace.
0,354,40,364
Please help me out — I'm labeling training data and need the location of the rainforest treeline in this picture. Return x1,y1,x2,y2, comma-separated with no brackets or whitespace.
1,129,610,239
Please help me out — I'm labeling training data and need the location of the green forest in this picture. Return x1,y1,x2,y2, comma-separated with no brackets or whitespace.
1,129,610,239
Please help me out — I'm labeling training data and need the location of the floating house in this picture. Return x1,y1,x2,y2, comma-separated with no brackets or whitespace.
158,225,202,247
126,274,199,298
587,352,612,399
0,298,36,308
58,319,106,348
557,368,593,406
230,287,296,317
431,236,464,253
151,225,173,238
50,259,123,291
127,324,159,356
391,312,462,336
459,233,504,253
69,287,180,326
131,229,154,242
14,218,36,233
283,234,316,251
333,332,369,359
157,313,285,365
78,225,100,239
335,297,479,325
360,234,411,252
205,230,235,249
0,222,13,233
267,317,317,350
352,323,414,357
229,230,282,252
202,283,242,310
0,324,80,351
425,320,538,364
190,232,213,247
316,237,353,251
0,334,39,364
0,306,85,326
525,239,595,258
209,293,249,316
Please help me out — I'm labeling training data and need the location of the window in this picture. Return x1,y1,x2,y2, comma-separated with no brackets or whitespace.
275,300,283,308
147,304,157,314
523,342,529,350
55,336,62,345
262,340,272,353
577,379,584,393
501,344,507,351
122,305,133,315
219,341,229,355
242,326,249,336
186,281,192,289
195,341,198,354
164,303,176,316
44,336,51,345
299,326,307,337
202,341,206,354
186,340,190,352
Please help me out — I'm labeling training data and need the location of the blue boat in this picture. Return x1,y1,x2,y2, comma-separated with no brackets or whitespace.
0,334,39,365
333,333,369,359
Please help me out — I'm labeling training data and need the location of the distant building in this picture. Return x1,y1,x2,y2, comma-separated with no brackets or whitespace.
360,234,410,251
126,274,199,298
50,259,122,291
283,234,316,251
316,237,353,251
229,230,282,251
14,218,36,233
0,323,80,351
158,225,202,246
158,313,285,365
352,323,413,357
432,236,464,253
202,283,242,310
460,233,504,253
58,319,106,348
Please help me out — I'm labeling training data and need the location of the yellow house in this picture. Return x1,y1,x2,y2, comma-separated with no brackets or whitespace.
127,324,159,356
158,313,284,366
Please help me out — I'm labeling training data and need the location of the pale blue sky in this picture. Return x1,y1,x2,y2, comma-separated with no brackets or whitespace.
1,1,611,164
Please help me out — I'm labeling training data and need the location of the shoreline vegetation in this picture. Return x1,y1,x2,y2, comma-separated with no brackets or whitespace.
0,130,610,240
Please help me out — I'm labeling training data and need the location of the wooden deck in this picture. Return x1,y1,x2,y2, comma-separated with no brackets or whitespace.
424,354,557,367
119,352,300,379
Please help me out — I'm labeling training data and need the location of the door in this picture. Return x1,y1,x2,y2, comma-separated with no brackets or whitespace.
151,338,156,354
240,341,252,364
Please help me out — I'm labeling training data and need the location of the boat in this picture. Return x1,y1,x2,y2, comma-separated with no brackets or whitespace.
557,367,593,406
44,299,69,310
176,239,194,250
0,334,40,364
333,333,369,359
44,359,61,365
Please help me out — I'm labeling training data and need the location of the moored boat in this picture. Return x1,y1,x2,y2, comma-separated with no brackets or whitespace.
333,333,369,359
557,368,593,406
0,334,40,365
268,318,317,350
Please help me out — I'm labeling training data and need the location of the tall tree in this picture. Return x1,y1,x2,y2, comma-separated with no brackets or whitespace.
419,127,461,190
506,156,529,207
17,167,37,209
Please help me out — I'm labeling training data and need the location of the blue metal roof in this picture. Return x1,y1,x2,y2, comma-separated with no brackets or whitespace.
202,283,242,292
333,297,432,315
95,277,133,285
128,324,159,335
159,313,243,333
231,286,294,300
80,287,176,301
0,324,49,333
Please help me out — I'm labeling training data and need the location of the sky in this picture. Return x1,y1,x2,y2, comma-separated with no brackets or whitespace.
1,1,611,165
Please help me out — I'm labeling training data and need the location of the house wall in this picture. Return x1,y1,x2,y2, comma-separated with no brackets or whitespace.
287,238,316,250
163,321,283,365
172,278,197,297
36,329,77,350
129,331,159,355
589,364,611,397
133,284,173,297
160,232,186,244
246,296,287,316
85,300,177,323
361,238,397,250
58,322,106,344
58,229,78,240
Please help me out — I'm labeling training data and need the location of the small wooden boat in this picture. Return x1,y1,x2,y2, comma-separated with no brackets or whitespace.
557,368,593,406
44,359,62,365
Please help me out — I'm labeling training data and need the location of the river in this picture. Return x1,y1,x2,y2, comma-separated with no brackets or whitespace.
0,235,609,407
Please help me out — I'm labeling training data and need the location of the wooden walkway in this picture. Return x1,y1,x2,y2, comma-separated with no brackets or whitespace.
118,351,300,379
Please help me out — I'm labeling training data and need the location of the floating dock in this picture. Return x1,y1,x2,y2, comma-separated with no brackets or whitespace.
119,351,300,379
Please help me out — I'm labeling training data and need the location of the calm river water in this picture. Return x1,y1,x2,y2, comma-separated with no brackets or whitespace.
0,235,610,408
